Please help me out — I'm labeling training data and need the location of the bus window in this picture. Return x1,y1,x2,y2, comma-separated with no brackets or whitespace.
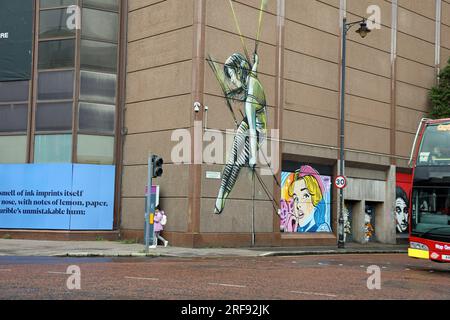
418,124,450,166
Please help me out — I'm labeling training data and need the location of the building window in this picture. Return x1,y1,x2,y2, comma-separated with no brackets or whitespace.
77,134,114,164
39,8,76,39
0,81,30,164
0,1,121,165
0,81,29,102
38,71,74,100
81,8,119,43
34,134,72,163
0,136,28,163
78,102,115,134
35,102,73,132
80,39,117,72
30,0,120,164
38,39,75,69
0,104,30,133
40,0,76,9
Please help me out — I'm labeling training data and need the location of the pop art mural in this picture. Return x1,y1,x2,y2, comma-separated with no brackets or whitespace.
396,173,412,234
280,166,332,233
207,0,269,214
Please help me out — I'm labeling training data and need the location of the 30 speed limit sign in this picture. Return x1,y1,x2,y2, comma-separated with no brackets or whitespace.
334,176,347,189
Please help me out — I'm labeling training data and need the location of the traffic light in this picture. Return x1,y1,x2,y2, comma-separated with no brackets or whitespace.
152,155,163,178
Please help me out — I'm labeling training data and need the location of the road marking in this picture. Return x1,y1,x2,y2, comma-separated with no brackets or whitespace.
209,283,247,288
125,276,159,281
48,271,67,274
290,290,337,298
0,269,11,272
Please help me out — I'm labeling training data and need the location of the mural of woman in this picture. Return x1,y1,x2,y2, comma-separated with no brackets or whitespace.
209,52,267,214
281,166,331,233
395,186,409,233
207,0,268,215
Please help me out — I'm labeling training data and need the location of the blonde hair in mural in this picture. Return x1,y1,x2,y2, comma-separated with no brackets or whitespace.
287,175,323,207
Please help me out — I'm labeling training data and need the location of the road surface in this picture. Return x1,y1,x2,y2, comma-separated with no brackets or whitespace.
0,253,448,300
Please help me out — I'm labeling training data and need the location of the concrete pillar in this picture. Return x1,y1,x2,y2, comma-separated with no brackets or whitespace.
352,200,366,244
377,165,396,244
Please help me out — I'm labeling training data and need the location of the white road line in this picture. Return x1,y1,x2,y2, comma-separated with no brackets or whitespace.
48,271,67,274
0,269,11,272
209,283,247,288
125,276,159,281
290,290,338,298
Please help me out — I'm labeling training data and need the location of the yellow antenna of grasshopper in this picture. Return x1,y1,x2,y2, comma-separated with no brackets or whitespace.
228,0,251,63
255,0,268,54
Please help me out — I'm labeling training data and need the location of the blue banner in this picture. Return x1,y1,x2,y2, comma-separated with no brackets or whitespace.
0,164,115,230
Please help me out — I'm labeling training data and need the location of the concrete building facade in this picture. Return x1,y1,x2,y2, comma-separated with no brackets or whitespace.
0,0,449,247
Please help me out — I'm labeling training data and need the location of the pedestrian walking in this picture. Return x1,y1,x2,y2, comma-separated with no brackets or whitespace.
150,206,168,248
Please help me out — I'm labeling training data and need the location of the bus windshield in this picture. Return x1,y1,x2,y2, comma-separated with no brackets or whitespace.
411,186,450,238
417,123,450,166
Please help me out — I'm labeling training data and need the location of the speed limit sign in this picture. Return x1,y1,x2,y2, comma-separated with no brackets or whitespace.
335,176,347,189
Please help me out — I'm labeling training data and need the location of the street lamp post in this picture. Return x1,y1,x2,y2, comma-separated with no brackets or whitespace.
338,17,371,249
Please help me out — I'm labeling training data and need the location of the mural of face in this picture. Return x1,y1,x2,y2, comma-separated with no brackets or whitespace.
395,197,409,233
280,166,331,233
225,65,243,89
292,179,315,228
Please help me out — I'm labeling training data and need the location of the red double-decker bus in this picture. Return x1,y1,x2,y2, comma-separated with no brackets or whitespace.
408,118,450,263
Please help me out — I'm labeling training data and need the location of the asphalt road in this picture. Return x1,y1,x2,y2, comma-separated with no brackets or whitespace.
0,254,449,300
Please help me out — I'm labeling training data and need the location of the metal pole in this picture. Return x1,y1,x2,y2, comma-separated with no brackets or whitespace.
145,155,154,253
251,169,256,247
338,18,347,249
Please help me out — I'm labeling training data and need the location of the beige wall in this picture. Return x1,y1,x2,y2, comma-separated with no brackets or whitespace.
395,0,437,163
344,0,392,157
442,1,450,70
121,0,194,232
283,0,340,151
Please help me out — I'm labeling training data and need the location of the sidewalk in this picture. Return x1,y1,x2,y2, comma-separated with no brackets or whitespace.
0,239,408,258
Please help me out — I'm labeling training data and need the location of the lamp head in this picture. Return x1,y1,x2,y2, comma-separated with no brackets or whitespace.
356,20,371,38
